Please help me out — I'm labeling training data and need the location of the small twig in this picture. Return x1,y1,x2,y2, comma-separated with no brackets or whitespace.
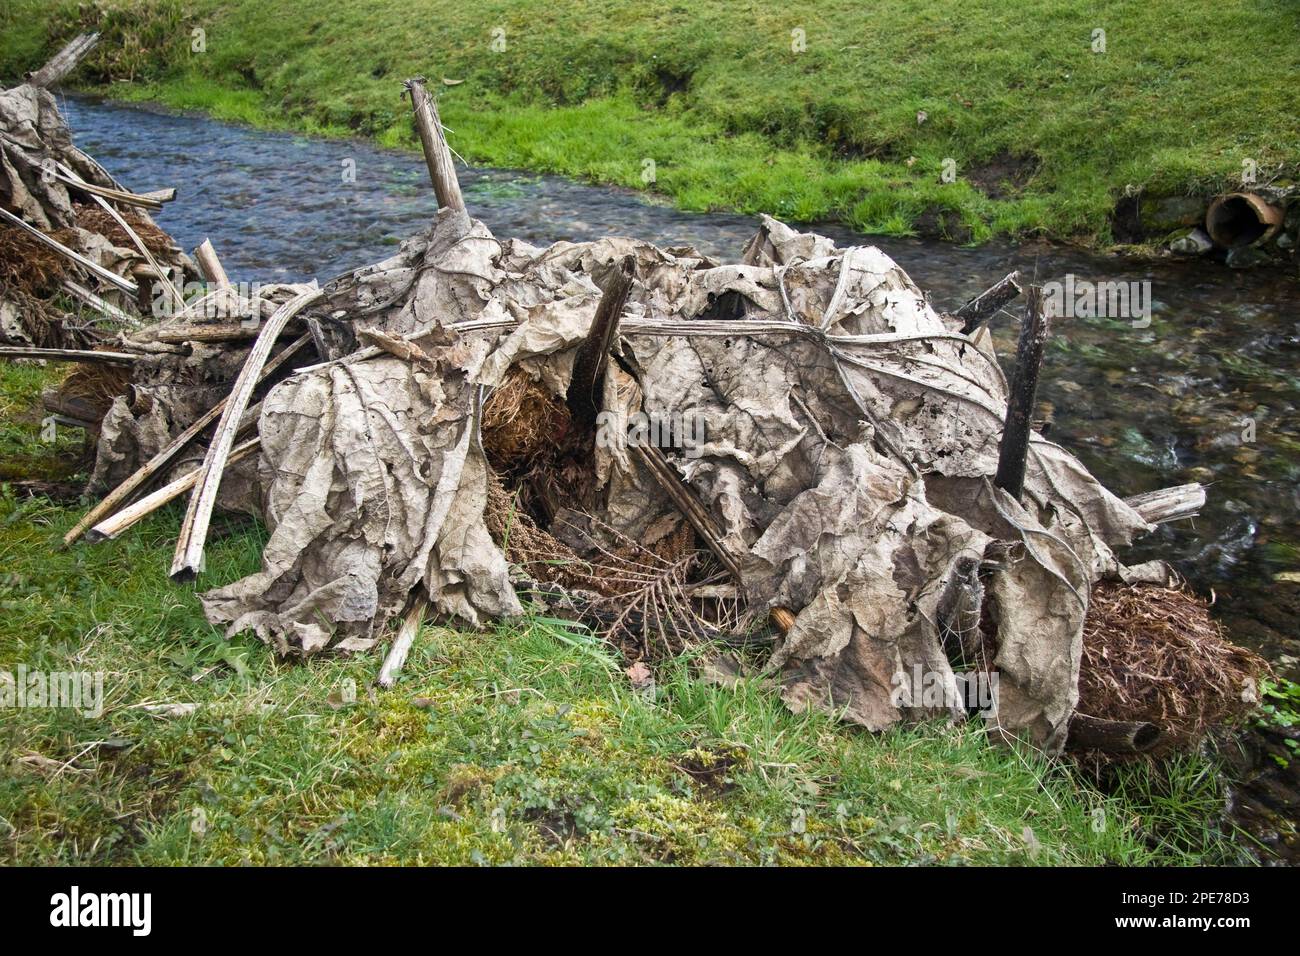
61,279,137,326
955,271,1023,335
357,327,439,366
0,346,137,365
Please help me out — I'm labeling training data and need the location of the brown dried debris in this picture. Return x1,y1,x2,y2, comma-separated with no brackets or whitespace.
1077,581,1268,750
483,468,593,592
58,361,133,422
481,367,572,474
74,204,175,259
484,461,712,661
0,222,80,297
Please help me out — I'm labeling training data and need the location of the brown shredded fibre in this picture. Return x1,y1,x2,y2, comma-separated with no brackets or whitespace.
58,362,132,422
0,206,167,299
1078,581,1268,748
0,223,79,297
481,367,571,474
74,205,174,258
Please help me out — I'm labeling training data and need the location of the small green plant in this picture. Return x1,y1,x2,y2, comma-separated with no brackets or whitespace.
1256,677,1300,768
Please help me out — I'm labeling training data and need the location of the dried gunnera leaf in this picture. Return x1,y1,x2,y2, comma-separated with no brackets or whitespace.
196,210,1171,754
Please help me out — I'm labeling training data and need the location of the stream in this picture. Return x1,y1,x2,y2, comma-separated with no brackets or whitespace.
59,94,1300,858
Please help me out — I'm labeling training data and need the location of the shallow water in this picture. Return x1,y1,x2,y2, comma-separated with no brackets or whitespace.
56,92,1300,858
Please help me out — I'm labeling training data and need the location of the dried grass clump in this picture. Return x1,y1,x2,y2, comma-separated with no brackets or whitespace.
481,367,571,473
1078,581,1268,748
58,362,132,421
74,205,174,257
0,212,143,349
0,224,78,297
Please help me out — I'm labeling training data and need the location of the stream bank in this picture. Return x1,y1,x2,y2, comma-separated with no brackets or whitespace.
5,0,1299,249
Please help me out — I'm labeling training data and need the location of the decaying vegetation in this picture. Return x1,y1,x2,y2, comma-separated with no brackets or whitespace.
1,36,1265,767
1078,582,1268,756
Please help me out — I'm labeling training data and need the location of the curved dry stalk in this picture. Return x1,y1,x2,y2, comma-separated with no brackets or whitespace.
56,160,185,305
171,291,322,580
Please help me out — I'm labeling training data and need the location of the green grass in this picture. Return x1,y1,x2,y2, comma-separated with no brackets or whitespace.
1,0,1296,244
0,361,85,482
0,362,1254,865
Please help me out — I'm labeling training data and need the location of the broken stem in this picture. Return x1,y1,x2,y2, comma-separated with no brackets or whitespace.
193,238,232,289
994,285,1049,500
566,255,634,429
955,270,1022,335
49,171,165,210
631,443,795,633
150,324,289,344
54,160,185,308
405,79,465,213
26,32,100,88
1068,713,1162,754
376,595,429,688
1123,483,1207,525
632,444,742,582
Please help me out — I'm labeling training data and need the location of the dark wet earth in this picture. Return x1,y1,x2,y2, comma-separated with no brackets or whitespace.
60,95,1300,859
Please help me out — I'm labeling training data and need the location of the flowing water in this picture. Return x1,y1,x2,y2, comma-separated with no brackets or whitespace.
59,95,1300,856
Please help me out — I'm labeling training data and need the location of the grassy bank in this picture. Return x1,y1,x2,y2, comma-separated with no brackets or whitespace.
0,363,1251,865
1,0,1297,245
